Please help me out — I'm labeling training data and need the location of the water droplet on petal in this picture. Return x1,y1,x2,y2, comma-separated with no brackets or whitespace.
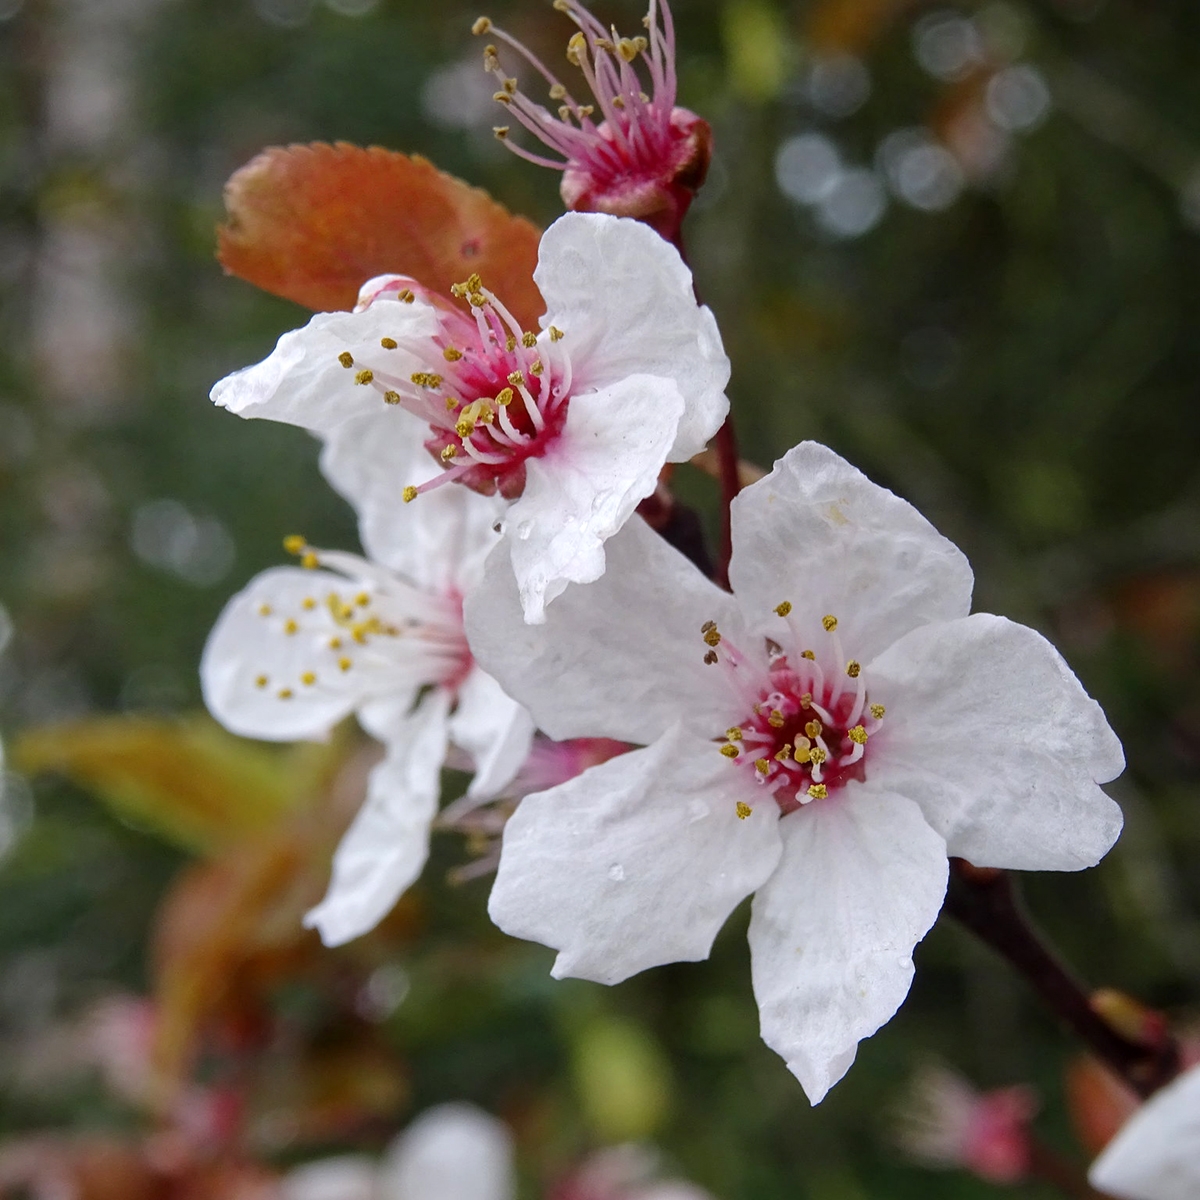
608,863,625,882
515,520,533,541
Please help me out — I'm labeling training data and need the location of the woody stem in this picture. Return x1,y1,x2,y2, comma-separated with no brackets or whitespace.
944,860,1179,1100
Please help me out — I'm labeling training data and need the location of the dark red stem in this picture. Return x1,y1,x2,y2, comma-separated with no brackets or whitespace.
945,861,1179,1100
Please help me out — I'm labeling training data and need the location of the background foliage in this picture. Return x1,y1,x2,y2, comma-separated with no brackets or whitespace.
1,0,1199,1195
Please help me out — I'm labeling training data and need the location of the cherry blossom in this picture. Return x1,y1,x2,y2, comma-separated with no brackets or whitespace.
281,1103,514,1200
1088,1063,1200,1200
474,0,711,239
211,211,728,623
895,1065,1037,1184
465,440,1124,1103
201,418,533,946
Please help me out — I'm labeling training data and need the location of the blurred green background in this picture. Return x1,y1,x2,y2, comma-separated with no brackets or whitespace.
1,0,1199,1195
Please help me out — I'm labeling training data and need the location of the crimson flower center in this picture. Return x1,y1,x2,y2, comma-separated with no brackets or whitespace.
703,608,887,817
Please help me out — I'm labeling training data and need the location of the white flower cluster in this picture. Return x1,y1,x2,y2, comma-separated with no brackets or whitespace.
204,210,1125,1106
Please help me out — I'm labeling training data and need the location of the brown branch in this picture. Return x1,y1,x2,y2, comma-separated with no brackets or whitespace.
945,860,1180,1100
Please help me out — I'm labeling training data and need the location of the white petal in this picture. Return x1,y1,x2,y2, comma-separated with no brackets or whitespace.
201,567,394,741
449,668,535,799
381,1103,514,1200
535,213,730,460
211,299,439,436
465,517,744,744
503,376,685,623
304,691,450,946
728,442,973,662
281,1156,379,1200
1089,1063,1200,1200
868,613,1124,870
319,408,504,591
488,723,783,984
748,786,948,1104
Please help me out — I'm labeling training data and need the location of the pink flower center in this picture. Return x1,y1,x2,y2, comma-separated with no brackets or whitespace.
704,607,886,816
476,0,711,235
341,276,573,501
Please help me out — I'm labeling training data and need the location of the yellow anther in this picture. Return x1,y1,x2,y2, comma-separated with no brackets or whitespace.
576,104,594,118
301,671,317,686
283,534,306,555
455,417,475,438
634,35,648,51
794,735,811,751
549,325,564,341
398,288,414,303
805,720,823,739
383,390,401,405
354,369,374,385
505,335,517,353
380,337,397,350
329,637,342,650
549,83,567,100
801,649,815,660
445,396,460,411
774,600,792,617
767,709,785,728
809,747,827,765
338,351,354,368
258,603,272,617
807,784,828,800
846,660,861,678
800,692,812,707
617,37,639,61
493,126,510,139
720,744,739,759
794,745,812,765
702,626,721,648
284,619,299,635
529,359,544,376
352,626,369,644
736,801,752,820
402,486,418,503
566,30,586,65
496,387,514,406
521,331,538,348
870,704,886,720
612,95,626,108
594,36,615,51
507,369,525,386
848,725,868,745
483,44,499,69
441,444,458,461
339,604,355,621
277,687,293,700
411,372,443,389
754,758,771,775
355,592,370,607
443,346,463,362
339,657,352,672
726,727,743,742
255,674,268,688
472,16,492,35
465,274,482,292
302,597,316,610
703,650,718,665
469,290,487,306
503,77,517,94
775,745,792,762
822,614,838,632
301,551,319,570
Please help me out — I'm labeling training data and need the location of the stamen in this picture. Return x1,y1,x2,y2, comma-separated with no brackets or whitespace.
774,600,792,617
870,704,886,720
735,801,752,820
719,744,739,759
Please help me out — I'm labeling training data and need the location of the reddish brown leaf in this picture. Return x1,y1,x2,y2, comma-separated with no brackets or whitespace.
218,142,544,325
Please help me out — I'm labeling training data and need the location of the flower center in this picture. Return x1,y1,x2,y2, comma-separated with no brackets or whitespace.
250,538,473,702
703,607,887,817
338,275,573,502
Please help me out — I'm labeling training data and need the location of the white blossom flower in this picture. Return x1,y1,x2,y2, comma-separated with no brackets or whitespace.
281,1102,514,1200
211,211,729,623
201,418,533,946
1088,1063,1200,1200
465,440,1124,1103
